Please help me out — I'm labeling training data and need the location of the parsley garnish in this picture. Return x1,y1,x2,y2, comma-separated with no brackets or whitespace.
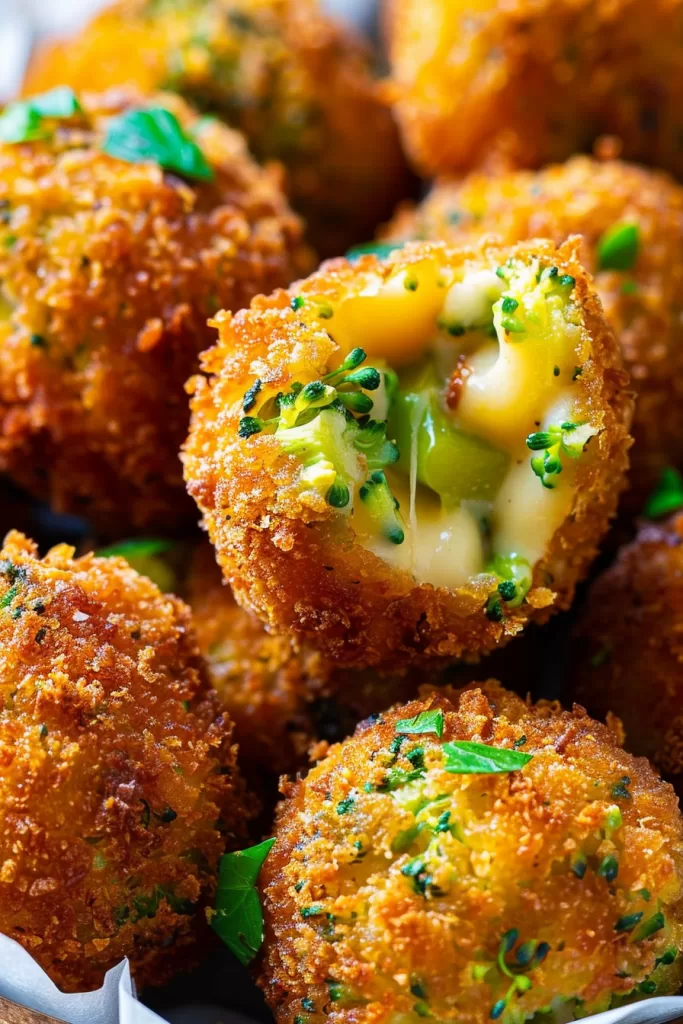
597,223,639,272
102,107,214,182
442,741,532,774
97,537,177,593
0,87,81,144
210,837,275,966
644,467,683,519
395,710,444,738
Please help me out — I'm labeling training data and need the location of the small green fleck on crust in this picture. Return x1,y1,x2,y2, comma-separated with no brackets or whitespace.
597,223,639,272
442,740,533,775
644,467,683,519
395,710,444,738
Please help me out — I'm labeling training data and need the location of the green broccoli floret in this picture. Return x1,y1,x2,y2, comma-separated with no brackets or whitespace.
487,553,532,608
277,408,362,508
359,470,404,545
526,421,597,489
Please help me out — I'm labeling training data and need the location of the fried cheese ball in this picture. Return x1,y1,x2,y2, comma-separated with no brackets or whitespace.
386,0,683,179
0,531,249,992
23,0,412,257
386,158,683,515
259,683,683,1024
572,511,683,797
0,87,308,533
184,239,632,669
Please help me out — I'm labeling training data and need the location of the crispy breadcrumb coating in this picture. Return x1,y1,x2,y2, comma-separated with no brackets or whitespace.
259,683,683,1024
572,512,683,797
0,531,250,992
386,157,683,516
23,0,412,257
183,239,632,669
0,88,309,534
385,0,683,179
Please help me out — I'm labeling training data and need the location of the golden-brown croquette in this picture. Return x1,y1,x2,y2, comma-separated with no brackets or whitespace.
183,239,632,669
0,530,250,992
571,512,683,796
259,682,683,1024
23,0,412,257
0,87,309,533
386,0,683,179
386,157,683,516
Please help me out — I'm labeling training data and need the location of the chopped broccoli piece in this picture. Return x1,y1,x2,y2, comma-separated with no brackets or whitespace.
487,554,532,608
278,408,362,508
359,470,404,544
526,421,597,489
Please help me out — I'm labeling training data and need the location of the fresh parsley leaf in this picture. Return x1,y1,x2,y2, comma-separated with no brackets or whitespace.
97,538,177,593
211,837,275,966
395,710,444,738
31,87,82,119
0,88,81,144
644,467,683,519
597,223,639,272
442,740,533,774
345,241,401,262
0,104,48,144
102,107,214,182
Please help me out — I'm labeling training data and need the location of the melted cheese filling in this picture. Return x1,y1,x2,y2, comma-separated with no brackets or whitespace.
330,255,594,588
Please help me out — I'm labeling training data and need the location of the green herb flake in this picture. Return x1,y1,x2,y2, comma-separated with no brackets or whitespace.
615,911,644,933
395,710,444,738
443,740,533,775
635,911,666,941
291,296,305,311
611,776,632,800
210,837,275,965
0,87,82,145
102,107,214,182
597,223,640,272
300,905,325,919
336,797,355,815
644,467,683,519
597,854,619,883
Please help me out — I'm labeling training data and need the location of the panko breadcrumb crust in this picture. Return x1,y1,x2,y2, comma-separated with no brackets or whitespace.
385,0,683,179
185,541,426,787
0,531,250,993
183,239,633,669
0,88,309,534
22,0,413,258
571,512,683,797
259,683,683,1024
386,157,683,516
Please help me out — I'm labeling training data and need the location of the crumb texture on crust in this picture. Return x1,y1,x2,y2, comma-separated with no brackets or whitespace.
23,0,413,257
386,0,683,180
572,512,683,794
0,87,309,533
183,239,632,669
386,157,683,516
259,682,683,1024
0,530,249,993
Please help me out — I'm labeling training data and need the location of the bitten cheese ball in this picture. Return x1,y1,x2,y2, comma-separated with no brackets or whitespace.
23,0,412,257
386,157,683,514
0,531,249,992
386,0,683,179
572,511,683,796
183,239,632,669
259,683,683,1024
0,87,309,533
